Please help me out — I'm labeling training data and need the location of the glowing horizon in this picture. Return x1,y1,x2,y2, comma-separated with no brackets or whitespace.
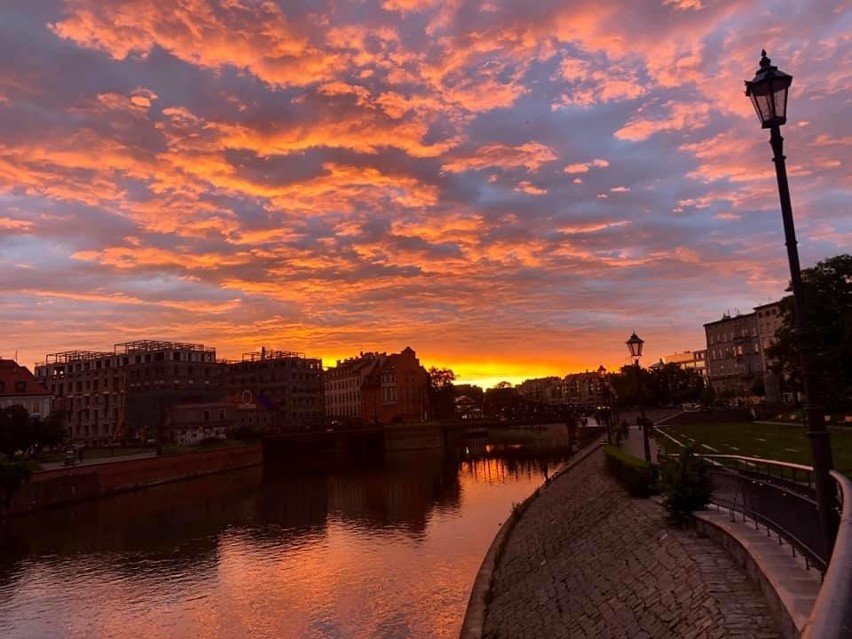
1,1,849,388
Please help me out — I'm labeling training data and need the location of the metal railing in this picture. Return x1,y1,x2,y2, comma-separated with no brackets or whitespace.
802,470,852,638
699,454,827,572
655,431,852,637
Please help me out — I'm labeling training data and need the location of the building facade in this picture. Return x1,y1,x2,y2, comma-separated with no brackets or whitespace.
660,350,708,383
563,371,605,406
0,359,52,417
165,402,234,445
363,347,429,425
703,301,784,397
704,313,764,395
325,352,384,421
754,301,784,373
325,348,429,425
35,340,223,445
517,377,565,405
225,348,324,432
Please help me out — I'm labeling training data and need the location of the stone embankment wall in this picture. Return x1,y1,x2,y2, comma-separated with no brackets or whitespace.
4,444,262,516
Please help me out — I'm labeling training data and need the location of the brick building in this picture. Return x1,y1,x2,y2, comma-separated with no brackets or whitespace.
325,348,429,425
224,348,324,432
35,340,223,445
363,347,429,425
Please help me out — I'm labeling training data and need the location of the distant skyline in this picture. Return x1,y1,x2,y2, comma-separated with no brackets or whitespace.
1,1,849,389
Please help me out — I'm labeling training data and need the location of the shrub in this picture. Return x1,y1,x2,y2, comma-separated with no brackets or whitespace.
660,445,713,526
604,446,657,497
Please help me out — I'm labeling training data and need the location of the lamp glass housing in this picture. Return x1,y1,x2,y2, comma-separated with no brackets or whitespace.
745,51,792,128
626,333,644,359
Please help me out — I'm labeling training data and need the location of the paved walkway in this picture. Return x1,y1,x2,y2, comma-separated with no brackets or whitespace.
482,447,781,639
39,450,157,471
618,425,660,464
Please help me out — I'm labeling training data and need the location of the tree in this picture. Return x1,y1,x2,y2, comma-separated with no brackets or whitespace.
0,405,33,459
766,254,852,410
649,363,704,406
31,410,67,453
0,406,66,459
427,367,457,421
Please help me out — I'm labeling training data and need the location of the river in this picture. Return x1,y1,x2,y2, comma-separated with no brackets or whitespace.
0,424,577,639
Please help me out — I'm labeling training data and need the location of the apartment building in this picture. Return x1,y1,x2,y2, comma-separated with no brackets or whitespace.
563,371,605,405
35,340,223,445
325,352,384,421
703,299,785,397
517,377,565,404
704,312,764,395
225,348,324,432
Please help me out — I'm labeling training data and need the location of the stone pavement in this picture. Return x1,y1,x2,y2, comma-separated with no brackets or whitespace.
619,425,660,464
482,448,781,639
39,450,157,471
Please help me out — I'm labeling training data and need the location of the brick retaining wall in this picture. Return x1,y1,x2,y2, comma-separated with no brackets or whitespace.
4,444,262,516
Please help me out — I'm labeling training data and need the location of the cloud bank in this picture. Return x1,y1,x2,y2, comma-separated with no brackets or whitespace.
1,0,849,385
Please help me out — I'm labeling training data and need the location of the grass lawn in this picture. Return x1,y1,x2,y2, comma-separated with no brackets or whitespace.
656,421,852,477
81,447,151,460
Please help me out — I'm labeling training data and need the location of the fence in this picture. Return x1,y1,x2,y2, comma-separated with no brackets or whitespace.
698,454,828,572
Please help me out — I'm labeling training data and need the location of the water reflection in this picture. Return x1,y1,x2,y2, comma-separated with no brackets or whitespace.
0,423,575,638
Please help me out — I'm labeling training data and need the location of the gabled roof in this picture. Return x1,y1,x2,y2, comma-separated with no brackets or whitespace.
0,359,50,397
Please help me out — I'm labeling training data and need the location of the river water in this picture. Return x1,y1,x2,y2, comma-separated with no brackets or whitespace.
0,425,575,639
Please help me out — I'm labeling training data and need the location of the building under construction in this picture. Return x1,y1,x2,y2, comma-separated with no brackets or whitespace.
224,348,324,432
35,340,223,445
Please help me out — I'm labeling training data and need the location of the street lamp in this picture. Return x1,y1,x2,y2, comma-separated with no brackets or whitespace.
626,332,651,462
745,51,837,555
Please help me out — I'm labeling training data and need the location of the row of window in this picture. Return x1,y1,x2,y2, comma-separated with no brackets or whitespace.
709,343,761,360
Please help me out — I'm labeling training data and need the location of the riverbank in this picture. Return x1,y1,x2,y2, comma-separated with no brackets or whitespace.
468,445,781,638
2,443,262,517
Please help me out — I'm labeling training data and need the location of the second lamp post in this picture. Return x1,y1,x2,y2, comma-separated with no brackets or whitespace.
626,332,652,463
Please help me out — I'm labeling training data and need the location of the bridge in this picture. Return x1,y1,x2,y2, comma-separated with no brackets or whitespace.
261,418,599,461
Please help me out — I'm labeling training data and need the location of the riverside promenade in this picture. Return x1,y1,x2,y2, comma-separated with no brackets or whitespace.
477,444,781,638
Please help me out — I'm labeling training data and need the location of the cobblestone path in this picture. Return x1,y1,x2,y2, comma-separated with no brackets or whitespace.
482,448,780,639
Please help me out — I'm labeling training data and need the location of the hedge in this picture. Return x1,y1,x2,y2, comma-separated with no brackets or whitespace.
604,445,658,497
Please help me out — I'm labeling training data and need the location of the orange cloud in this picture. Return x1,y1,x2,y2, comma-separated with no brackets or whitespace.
442,142,557,173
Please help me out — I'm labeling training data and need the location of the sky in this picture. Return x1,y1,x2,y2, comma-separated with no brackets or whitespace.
1,0,849,389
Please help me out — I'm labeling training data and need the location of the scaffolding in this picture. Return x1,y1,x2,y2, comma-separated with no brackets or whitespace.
114,340,215,355
40,350,113,366
241,348,305,362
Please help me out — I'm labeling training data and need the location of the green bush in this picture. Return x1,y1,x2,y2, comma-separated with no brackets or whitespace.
604,446,657,497
660,445,713,526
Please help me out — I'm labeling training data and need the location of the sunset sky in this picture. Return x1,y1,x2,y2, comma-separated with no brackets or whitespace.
1,1,849,388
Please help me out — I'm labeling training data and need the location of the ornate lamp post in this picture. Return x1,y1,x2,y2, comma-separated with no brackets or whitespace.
626,332,651,462
745,50,837,554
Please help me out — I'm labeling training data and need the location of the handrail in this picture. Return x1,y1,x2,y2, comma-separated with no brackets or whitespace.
802,470,852,638
698,454,814,473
